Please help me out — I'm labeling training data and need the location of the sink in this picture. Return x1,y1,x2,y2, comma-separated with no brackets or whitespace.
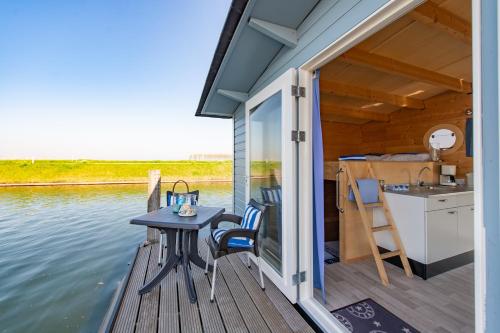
414,185,447,191
385,184,473,197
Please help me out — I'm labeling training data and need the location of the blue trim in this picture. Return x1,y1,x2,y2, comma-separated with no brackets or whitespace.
312,69,325,302
481,1,500,331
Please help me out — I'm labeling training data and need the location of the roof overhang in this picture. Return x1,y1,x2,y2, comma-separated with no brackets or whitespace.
195,0,319,118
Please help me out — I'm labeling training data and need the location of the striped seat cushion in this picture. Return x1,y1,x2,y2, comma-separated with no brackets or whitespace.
241,205,263,230
211,228,253,248
211,205,262,248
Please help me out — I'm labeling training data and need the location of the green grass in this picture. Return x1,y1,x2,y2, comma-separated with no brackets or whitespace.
0,160,233,184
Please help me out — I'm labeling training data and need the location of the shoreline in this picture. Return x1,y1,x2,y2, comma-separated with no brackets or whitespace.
0,179,232,187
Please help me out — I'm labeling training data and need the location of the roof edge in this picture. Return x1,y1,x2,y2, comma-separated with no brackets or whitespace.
195,0,250,118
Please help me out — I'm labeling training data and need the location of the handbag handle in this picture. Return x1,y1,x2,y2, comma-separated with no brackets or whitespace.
172,180,190,195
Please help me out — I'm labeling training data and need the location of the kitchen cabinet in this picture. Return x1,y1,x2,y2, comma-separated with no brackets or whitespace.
427,208,460,263
375,190,474,278
458,205,474,253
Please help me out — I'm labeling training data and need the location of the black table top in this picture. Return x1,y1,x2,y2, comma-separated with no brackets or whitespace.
130,206,225,230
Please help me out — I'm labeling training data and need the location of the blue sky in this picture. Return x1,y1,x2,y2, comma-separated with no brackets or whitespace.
0,0,232,160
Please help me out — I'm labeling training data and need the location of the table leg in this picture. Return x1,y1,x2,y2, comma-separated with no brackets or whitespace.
182,230,197,303
139,229,179,295
188,230,213,272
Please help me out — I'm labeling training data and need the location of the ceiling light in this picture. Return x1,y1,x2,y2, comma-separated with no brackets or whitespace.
406,90,425,97
361,102,383,109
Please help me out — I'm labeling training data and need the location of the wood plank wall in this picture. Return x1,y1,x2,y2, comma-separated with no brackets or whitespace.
321,122,364,161
322,92,473,177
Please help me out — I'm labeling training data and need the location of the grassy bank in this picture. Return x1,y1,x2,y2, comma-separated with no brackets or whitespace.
0,160,232,184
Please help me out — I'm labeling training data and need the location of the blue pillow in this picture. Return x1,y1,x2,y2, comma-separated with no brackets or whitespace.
348,179,379,204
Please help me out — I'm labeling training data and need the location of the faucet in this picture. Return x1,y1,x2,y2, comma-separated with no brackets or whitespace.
416,167,431,186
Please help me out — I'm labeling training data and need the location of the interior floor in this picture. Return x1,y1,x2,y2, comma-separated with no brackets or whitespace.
315,260,474,333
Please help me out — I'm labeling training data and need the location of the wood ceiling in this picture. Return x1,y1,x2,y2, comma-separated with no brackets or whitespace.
319,0,472,124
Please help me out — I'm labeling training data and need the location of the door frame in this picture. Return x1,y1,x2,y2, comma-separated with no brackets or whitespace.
295,0,485,332
245,68,298,302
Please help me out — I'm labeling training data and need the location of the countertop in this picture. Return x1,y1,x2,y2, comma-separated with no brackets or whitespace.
384,185,474,198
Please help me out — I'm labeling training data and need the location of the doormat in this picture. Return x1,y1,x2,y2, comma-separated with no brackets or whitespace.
325,242,339,264
331,298,419,333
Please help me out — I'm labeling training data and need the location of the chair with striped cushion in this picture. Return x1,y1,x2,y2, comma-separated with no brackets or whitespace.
205,199,266,302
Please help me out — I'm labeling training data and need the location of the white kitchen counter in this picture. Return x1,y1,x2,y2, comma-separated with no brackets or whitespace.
372,189,474,278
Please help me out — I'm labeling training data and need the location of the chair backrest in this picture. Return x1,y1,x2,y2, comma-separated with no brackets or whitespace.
260,185,282,204
241,199,266,231
166,190,200,206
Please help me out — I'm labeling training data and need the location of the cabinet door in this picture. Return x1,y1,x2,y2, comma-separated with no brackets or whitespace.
427,209,459,263
458,205,474,253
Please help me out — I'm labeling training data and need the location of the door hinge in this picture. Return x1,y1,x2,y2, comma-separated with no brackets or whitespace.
292,271,306,285
291,85,305,98
291,130,306,143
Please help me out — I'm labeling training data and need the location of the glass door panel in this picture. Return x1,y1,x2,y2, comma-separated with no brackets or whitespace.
245,68,297,302
249,92,283,274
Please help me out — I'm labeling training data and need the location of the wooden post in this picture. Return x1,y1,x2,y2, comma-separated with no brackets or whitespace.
147,169,161,243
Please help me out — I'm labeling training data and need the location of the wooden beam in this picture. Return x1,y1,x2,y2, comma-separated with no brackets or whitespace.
147,170,161,243
409,1,471,44
217,89,249,103
321,80,425,109
248,17,298,48
339,48,472,93
321,104,389,122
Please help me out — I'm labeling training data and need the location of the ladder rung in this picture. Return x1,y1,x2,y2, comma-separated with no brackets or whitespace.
380,250,401,259
372,225,393,233
365,202,384,208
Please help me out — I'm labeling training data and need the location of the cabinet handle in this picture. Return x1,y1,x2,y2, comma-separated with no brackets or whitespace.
438,199,447,202
336,168,344,213
448,211,456,214
470,207,474,211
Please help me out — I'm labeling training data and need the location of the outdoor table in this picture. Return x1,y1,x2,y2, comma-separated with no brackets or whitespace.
130,206,225,303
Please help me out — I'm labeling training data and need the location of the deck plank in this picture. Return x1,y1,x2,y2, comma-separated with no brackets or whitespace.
177,267,203,333
158,265,179,333
108,239,313,333
136,243,161,333
227,255,293,333
199,240,249,333
113,246,151,333
217,257,271,333
235,254,315,333
191,263,226,333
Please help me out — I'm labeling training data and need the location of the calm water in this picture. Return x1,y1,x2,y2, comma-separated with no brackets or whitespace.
0,183,232,333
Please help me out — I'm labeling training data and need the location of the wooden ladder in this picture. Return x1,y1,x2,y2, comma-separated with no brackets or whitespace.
345,162,413,286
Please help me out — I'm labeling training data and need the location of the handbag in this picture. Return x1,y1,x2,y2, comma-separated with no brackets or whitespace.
167,180,198,213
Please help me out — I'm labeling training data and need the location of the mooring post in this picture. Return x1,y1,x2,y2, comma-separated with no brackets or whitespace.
147,169,161,243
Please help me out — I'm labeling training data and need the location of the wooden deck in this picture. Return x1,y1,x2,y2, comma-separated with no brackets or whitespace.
103,240,315,333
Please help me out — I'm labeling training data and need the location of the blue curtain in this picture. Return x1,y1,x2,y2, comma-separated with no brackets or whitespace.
466,118,473,157
312,69,325,303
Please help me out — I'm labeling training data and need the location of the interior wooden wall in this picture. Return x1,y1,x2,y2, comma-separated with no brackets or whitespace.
322,91,473,177
321,122,363,161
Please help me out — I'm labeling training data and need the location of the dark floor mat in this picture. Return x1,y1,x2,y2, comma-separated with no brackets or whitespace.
331,298,419,333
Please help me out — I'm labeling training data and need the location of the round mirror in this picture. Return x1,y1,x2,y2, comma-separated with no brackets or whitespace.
423,124,464,156
429,128,456,149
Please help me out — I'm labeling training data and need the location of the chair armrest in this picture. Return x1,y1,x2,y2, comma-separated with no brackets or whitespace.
218,228,257,250
211,213,243,229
